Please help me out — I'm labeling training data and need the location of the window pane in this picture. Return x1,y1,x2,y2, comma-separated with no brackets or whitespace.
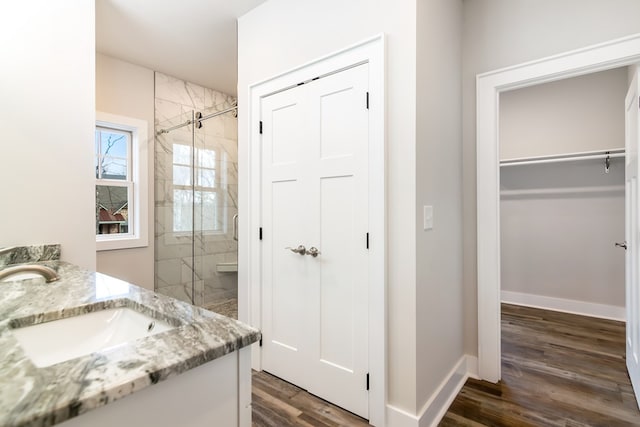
197,168,215,188
173,144,191,165
198,148,216,169
95,130,100,156
95,155,100,179
193,191,218,232
173,189,193,232
200,192,217,231
96,185,129,235
100,130,129,158
101,156,127,180
173,165,191,186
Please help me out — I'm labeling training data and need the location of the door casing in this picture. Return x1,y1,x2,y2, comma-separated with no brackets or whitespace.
476,33,640,383
244,35,386,426
625,67,640,404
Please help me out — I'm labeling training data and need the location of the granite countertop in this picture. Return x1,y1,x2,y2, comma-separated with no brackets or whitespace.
0,251,260,427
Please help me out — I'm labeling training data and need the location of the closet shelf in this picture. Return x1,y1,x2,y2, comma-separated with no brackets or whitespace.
500,148,625,167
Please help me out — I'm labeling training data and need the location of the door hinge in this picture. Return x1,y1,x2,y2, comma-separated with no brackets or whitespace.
366,232,369,249
259,338,263,347
366,92,370,110
259,227,263,240
366,373,370,390
259,121,263,134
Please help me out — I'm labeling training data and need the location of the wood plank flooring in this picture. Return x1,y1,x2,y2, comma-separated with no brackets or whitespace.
252,370,369,427
441,304,640,426
248,304,640,426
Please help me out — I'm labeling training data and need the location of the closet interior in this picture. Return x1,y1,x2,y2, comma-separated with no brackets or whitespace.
499,66,631,320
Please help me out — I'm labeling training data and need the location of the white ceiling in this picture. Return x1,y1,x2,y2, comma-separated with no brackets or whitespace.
96,0,266,96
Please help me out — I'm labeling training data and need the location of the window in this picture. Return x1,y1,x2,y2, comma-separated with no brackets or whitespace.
95,112,148,251
96,127,131,235
172,143,223,233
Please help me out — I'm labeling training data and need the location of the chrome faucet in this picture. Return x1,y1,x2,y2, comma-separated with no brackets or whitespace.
0,264,59,283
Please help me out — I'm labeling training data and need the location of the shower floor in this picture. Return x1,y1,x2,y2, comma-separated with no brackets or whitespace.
203,298,238,319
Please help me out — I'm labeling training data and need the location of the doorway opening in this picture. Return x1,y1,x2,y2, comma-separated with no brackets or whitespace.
476,33,640,390
499,68,627,321
493,67,635,420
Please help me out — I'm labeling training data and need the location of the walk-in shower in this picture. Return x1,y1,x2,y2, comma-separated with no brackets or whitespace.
153,72,238,318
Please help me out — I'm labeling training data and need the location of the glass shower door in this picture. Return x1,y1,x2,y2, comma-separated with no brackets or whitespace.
193,104,238,317
155,104,238,319
155,110,198,305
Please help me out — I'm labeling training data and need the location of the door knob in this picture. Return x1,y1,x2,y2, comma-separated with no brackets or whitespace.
285,245,306,255
305,247,321,257
615,241,628,250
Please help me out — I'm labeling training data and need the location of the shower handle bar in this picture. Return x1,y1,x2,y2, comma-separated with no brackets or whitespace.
233,214,239,241
198,105,237,122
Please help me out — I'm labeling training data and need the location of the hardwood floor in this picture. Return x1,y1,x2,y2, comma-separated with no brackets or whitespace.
252,370,369,427
441,304,640,426
249,304,640,426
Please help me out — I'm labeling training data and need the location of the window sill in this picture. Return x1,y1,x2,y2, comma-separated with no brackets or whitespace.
96,235,148,252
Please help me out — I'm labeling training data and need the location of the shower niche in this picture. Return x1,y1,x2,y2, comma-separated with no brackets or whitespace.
154,72,238,318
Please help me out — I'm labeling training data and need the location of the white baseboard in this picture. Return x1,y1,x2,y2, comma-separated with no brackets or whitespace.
385,405,419,427
385,355,477,427
501,290,625,322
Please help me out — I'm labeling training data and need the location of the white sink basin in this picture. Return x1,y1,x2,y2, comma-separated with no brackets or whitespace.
11,308,174,367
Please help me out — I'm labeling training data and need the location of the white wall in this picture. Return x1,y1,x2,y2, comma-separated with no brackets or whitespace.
95,53,155,290
463,0,640,355
500,68,627,160
0,2,95,269
238,0,420,414
416,0,465,411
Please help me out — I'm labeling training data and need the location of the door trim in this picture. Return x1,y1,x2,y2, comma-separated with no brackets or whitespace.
244,35,386,426
477,33,640,382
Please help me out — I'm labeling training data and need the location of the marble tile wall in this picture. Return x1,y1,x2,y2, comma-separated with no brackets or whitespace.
154,72,238,308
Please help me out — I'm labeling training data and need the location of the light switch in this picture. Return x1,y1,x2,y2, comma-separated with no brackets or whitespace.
423,205,433,230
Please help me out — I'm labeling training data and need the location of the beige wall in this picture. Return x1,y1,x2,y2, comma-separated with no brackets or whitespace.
95,53,155,290
630,64,639,84
238,0,420,414
462,0,640,354
0,1,95,269
500,68,627,160
416,0,464,410
501,161,625,307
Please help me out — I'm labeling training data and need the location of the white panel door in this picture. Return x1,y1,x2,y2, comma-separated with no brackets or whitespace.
261,64,370,418
261,85,310,388
305,64,370,417
626,67,640,406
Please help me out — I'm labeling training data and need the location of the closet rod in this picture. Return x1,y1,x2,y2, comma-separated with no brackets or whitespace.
500,151,624,167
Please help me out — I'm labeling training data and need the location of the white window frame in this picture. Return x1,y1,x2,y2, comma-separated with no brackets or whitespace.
96,111,149,251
